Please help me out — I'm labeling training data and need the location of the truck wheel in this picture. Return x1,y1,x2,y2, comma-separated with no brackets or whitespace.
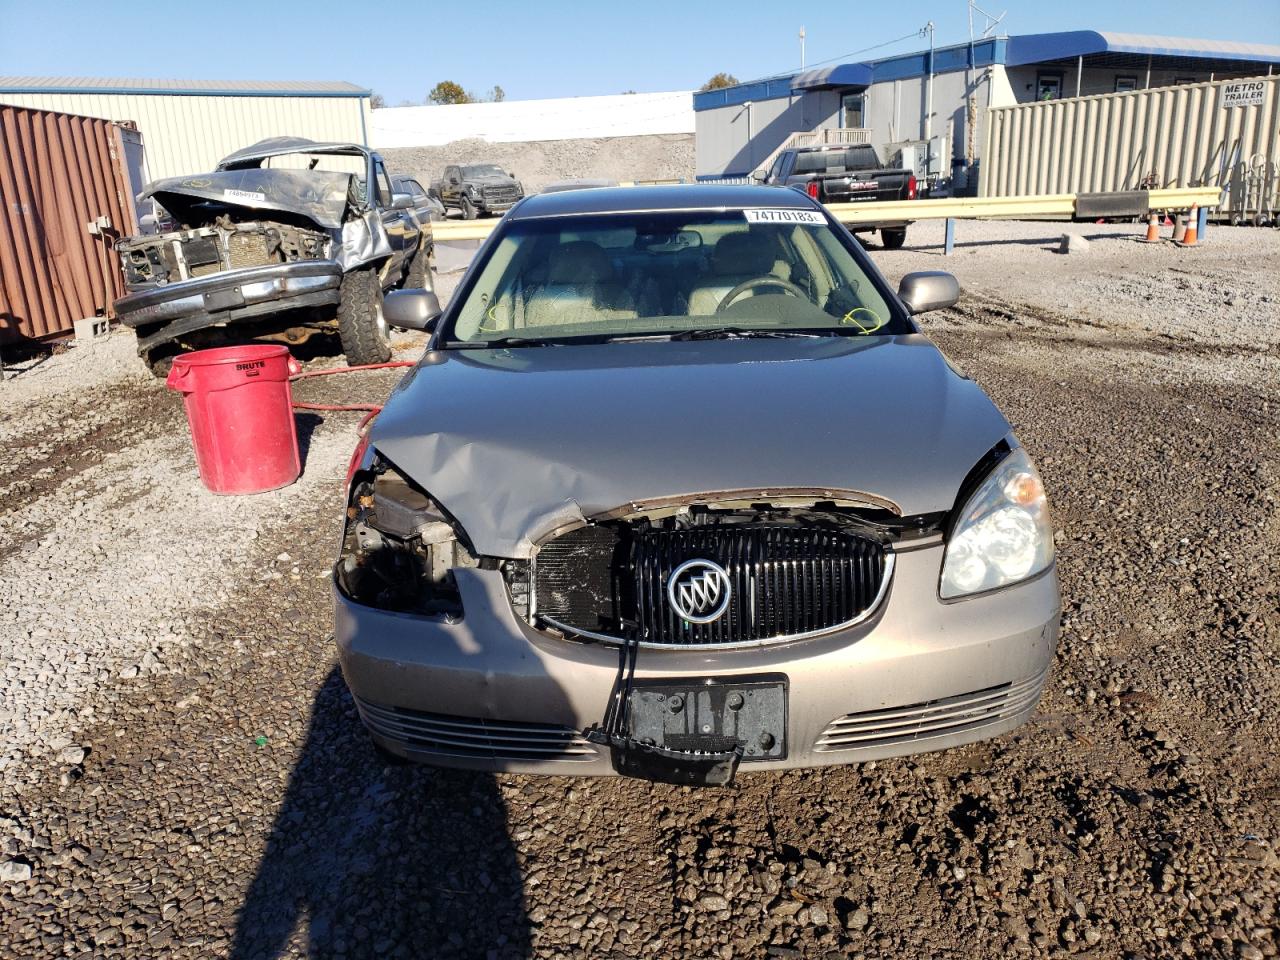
337,268,391,365
143,349,176,379
460,195,478,221
404,240,433,291
881,228,907,250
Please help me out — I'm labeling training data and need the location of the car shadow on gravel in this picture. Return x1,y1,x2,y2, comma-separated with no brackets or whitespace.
229,667,531,960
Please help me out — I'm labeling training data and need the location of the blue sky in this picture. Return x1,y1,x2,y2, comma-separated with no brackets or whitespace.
1,0,1276,103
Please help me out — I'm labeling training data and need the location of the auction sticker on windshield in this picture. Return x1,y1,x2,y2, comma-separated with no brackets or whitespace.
223,189,267,204
744,209,825,224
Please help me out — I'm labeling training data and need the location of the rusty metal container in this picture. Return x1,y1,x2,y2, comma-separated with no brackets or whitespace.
0,104,141,345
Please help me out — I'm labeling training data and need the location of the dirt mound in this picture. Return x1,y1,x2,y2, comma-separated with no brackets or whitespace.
380,133,695,193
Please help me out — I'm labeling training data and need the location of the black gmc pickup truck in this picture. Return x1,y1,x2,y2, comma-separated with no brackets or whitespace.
754,145,917,249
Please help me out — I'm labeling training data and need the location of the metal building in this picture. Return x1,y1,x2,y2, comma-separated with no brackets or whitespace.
694,31,1280,190
0,78,372,183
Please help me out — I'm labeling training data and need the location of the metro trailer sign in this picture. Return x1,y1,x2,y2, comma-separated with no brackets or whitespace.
1222,81,1266,108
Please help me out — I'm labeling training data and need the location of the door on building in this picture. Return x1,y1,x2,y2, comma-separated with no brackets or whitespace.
1036,74,1063,100
841,92,865,128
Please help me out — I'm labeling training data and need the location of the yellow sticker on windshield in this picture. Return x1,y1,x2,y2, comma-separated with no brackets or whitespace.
841,307,886,334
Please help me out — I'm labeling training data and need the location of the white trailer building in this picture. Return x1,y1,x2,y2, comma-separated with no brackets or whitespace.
0,77,372,182
694,31,1280,191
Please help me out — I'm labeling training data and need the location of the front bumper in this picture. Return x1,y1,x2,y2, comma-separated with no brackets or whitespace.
335,542,1060,777
114,261,343,351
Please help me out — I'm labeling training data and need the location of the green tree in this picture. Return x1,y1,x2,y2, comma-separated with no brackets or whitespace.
488,85,506,102
699,73,739,92
428,81,473,105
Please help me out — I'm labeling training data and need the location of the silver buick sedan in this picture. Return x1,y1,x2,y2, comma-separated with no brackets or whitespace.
333,185,1060,785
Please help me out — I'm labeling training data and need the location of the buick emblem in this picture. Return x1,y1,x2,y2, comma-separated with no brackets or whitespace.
668,559,732,624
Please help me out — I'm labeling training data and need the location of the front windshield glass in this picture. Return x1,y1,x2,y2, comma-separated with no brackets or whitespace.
445,209,903,345
463,164,507,178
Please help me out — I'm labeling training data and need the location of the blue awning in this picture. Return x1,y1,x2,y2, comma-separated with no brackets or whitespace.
791,63,873,91
1007,31,1280,67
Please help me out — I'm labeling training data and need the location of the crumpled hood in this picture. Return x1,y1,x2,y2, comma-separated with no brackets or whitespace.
372,336,1011,558
142,168,353,230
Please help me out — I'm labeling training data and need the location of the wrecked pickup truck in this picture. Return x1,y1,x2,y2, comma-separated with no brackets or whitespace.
113,137,434,372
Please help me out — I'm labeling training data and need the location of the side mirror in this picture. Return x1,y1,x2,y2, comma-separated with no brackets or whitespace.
750,169,767,183
390,192,414,210
384,289,442,331
897,271,960,314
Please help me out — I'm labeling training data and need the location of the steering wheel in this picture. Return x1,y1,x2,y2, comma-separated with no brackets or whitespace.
716,275,808,313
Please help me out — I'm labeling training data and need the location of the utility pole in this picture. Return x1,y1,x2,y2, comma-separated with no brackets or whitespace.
923,21,935,142
799,27,806,70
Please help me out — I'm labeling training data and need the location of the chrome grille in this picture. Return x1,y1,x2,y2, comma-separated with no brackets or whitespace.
533,522,889,647
356,697,598,762
814,668,1049,753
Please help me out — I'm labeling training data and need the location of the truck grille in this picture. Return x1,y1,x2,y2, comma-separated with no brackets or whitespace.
533,522,889,648
482,185,519,202
227,231,271,270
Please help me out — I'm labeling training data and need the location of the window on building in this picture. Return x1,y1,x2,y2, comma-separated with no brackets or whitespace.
1114,76,1139,93
842,92,865,128
1036,74,1063,101
1174,77,1197,85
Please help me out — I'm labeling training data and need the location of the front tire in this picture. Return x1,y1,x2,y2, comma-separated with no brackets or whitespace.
337,268,391,366
881,228,907,250
460,195,478,220
404,240,433,291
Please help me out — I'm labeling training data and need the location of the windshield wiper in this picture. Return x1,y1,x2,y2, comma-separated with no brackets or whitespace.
666,327,826,341
451,335,558,348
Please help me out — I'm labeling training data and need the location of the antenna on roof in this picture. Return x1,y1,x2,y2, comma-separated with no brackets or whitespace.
968,0,1006,40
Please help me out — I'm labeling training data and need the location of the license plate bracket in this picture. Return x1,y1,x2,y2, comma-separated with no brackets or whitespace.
628,675,787,763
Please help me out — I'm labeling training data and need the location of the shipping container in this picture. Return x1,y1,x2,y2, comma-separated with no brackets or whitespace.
0,104,140,344
980,74,1280,220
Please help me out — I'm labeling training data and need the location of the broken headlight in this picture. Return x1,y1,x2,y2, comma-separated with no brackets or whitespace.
336,460,476,616
940,447,1054,599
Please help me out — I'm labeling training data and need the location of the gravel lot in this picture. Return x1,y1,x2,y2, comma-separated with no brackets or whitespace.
1,220,1277,960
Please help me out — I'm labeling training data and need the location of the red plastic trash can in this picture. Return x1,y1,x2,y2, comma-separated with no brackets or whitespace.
166,345,302,495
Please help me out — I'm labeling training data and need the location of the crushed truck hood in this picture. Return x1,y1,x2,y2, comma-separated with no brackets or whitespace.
141,169,353,230
371,336,1011,558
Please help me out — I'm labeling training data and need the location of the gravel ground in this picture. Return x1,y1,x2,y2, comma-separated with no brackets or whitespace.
1,222,1277,960
381,133,695,194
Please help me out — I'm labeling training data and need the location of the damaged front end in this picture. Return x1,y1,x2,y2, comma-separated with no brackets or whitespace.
335,456,532,620
112,164,391,370
117,218,330,289
522,497,926,785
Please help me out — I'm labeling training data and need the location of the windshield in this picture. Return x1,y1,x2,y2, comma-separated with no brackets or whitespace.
444,209,904,345
794,148,879,174
463,164,507,178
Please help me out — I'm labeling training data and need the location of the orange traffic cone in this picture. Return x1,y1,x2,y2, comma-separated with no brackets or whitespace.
1179,205,1199,247
1140,212,1161,242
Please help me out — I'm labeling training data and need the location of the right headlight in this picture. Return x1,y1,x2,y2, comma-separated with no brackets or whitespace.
940,447,1054,599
